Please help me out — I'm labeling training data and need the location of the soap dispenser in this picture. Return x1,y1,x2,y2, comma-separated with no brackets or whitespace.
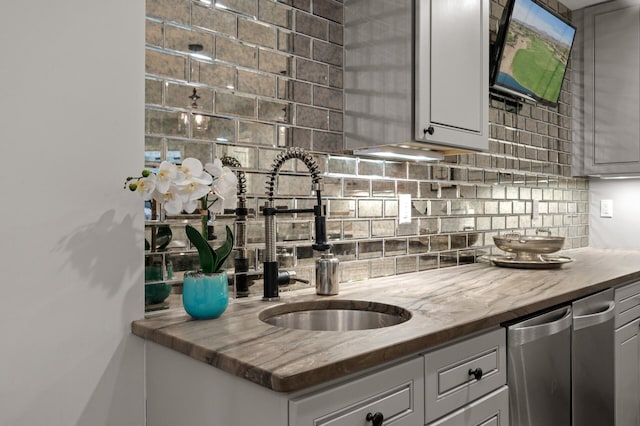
315,252,339,295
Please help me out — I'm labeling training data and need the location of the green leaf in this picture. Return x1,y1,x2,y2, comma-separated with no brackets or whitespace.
213,226,234,273
185,224,216,273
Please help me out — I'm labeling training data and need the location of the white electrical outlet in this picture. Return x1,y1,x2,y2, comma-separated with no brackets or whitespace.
399,194,412,224
600,199,613,218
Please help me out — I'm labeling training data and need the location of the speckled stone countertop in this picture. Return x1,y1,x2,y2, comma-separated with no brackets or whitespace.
131,248,640,393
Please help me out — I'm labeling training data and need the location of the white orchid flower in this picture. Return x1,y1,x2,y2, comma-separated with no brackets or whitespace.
209,167,238,214
155,161,178,194
179,158,213,185
153,185,184,215
204,158,223,178
180,181,211,213
135,174,157,201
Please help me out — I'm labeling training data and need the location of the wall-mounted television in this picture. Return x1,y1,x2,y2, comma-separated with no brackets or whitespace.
490,0,576,107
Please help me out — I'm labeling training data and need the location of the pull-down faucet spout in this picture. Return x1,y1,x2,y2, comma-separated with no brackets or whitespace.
263,147,330,300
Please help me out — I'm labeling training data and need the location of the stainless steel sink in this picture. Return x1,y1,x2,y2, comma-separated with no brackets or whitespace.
259,300,411,331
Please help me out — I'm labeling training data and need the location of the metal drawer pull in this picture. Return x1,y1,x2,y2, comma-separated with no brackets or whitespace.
468,368,483,380
366,411,384,426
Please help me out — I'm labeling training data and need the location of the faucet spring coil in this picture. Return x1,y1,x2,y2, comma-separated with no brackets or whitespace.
266,147,322,201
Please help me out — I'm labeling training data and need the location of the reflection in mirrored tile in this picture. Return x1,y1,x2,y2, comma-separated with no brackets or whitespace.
145,136,164,164
396,256,417,274
430,235,449,251
418,254,438,271
322,176,342,197
328,156,356,175
277,174,313,196
326,220,341,240
340,261,370,282
419,218,438,235
165,24,215,57
166,139,214,163
358,159,383,177
216,37,257,69
146,49,187,80
216,145,256,168
146,78,163,105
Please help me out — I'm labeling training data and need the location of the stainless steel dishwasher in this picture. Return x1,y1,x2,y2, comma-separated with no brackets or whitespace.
507,305,573,426
572,288,616,426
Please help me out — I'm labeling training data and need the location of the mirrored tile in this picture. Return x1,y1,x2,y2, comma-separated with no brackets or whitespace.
277,174,313,196
259,0,292,28
277,221,310,241
397,181,418,197
192,61,235,89
384,200,398,217
372,181,395,198
238,17,276,48
329,199,355,218
147,0,190,24
326,220,342,240
396,256,418,274
239,120,276,145
216,145,257,168
370,258,396,278
295,11,327,39
192,114,236,142
146,78,163,105
371,219,395,237
165,24,215,57
408,236,429,254
216,37,257,69
322,176,342,197
238,69,276,97
418,254,438,271
419,182,439,198
418,218,438,235
145,108,189,137
358,200,382,218
146,49,187,80
167,83,213,111
340,261,370,282
408,163,430,180
359,240,383,259
166,139,215,162
278,79,312,103
344,179,369,197
332,242,357,261
216,0,258,17
259,99,290,122
259,49,292,76
216,92,256,118
146,19,164,48
312,131,342,153
430,235,449,251
343,220,369,239
296,58,329,84
192,5,237,36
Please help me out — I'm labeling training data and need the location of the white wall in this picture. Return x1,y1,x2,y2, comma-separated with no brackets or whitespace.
589,178,640,249
0,1,145,425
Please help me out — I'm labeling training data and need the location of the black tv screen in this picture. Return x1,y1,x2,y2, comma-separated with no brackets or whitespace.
491,0,576,106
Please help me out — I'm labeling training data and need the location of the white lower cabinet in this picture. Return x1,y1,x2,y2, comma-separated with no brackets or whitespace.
614,281,640,425
289,357,424,425
145,328,508,426
428,387,509,426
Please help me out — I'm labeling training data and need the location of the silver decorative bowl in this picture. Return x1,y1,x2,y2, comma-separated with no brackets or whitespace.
493,234,565,261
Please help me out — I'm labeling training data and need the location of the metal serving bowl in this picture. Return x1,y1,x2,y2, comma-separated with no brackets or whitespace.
493,234,565,261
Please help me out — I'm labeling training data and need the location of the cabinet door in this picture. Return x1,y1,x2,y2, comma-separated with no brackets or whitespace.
428,386,509,426
415,0,489,151
289,357,424,426
581,0,640,175
615,318,640,426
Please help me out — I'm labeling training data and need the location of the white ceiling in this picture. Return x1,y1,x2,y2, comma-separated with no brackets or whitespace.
562,0,606,11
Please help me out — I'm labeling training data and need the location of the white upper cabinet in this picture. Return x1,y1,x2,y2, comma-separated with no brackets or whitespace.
344,0,489,156
573,0,640,176
415,0,489,151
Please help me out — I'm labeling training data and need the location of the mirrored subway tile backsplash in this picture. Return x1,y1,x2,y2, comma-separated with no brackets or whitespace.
143,0,588,296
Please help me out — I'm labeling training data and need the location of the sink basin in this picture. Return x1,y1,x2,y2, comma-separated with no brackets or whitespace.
259,300,411,331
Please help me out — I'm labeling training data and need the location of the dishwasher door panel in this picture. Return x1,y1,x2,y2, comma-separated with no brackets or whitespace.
572,288,615,426
507,305,572,426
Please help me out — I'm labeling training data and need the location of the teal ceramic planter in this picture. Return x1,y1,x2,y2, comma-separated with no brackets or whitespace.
182,271,229,320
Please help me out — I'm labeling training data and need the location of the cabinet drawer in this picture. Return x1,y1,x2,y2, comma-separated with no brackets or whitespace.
424,328,506,424
427,386,509,426
615,281,640,328
289,357,424,426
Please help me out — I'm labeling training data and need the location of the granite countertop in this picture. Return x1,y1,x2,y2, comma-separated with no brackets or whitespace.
131,247,640,393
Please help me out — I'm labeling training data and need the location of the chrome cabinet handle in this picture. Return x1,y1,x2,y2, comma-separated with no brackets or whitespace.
469,368,483,380
366,412,384,426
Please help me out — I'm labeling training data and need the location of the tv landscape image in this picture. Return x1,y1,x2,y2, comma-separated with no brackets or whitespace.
495,0,575,104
